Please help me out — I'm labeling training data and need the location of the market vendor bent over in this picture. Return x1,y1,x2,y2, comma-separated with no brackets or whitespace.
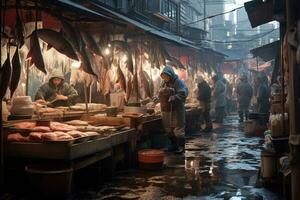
154,66,189,154
35,70,78,107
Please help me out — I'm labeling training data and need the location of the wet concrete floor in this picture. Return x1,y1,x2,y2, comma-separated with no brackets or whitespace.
73,115,283,200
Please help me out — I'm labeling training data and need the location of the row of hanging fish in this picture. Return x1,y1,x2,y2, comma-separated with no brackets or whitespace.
0,3,23,99
1,6,183,102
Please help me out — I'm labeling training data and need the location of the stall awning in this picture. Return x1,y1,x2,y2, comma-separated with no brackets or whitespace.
222,60,242,74
250,40,280,61
54,0,123,24
85,0,226,58
244,0,274,28
249,61,272,71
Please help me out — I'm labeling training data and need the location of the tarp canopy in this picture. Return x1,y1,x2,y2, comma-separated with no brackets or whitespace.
250,40,280,61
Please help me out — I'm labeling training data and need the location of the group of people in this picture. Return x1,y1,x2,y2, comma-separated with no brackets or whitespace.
34,66,270,154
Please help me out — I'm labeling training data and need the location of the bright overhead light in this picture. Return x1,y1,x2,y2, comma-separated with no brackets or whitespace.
71,61,81,69
108,43,111,47
105,48,110,55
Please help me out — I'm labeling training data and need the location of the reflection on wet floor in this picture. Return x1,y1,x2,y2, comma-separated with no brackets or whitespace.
73,115,282,200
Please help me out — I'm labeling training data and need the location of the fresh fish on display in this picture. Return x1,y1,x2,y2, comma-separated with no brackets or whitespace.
0,56,12,100
116,64,126,92
10,48,21,97
30,29,79,61
80,30,101,56
26,31,47,74
60,19,81,52
15,5,25,48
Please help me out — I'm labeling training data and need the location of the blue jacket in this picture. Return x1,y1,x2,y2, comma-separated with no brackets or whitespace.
160,66,189,129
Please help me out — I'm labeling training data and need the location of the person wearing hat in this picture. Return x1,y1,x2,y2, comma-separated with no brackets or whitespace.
212,75,226,123
236,74,253,122
35,69,78,107
155,66,189,154
196,76,212,132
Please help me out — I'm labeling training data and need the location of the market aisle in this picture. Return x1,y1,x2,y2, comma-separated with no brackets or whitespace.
73,115,281,200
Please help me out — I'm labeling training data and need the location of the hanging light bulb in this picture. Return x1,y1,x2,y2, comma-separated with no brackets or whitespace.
105,48,110,55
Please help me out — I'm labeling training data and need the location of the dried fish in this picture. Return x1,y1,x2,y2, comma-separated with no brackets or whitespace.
80,30,101,56
27,31,47,74
140,70,153,98
0,56,12,100
78,48,97,77
10,48,21,97
116,64,126,92
15,4,25,48
143,70,154,97
167,56,185,69
125,73,132,102
131,72,141,100
103,70,111,96
30,29,79,61
125,50,134,74
76,33,97,77
60,19,81,52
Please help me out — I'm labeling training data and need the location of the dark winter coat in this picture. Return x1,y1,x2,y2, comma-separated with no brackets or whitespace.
197,81,211,103
236,79,253,110
160,66,189,136
35,71,78,106
257,82,270,114
212,80,226,108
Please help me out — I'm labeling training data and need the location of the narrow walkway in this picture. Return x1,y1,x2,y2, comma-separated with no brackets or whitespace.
74,115,282,200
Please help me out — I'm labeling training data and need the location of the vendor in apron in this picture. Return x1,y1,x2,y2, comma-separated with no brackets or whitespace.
155,66,189,153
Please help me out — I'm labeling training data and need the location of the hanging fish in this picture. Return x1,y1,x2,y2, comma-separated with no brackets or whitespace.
78,48,97,78
139,70,153,98
10,48,21,97
167,56,185,69
131,72,141,100
15,3,25,48
126,48,134,74
125,73,132,102
76,32,97,78
103,70,111,96
29,29,79,61
80,30,101,56
60,19,81,52
143,70,154,97
0,56,12,100
27,31,47,74
111,40,128,51
116,64,126,92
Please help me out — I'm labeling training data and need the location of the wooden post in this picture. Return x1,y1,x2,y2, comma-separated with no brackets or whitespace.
286,0,300,199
